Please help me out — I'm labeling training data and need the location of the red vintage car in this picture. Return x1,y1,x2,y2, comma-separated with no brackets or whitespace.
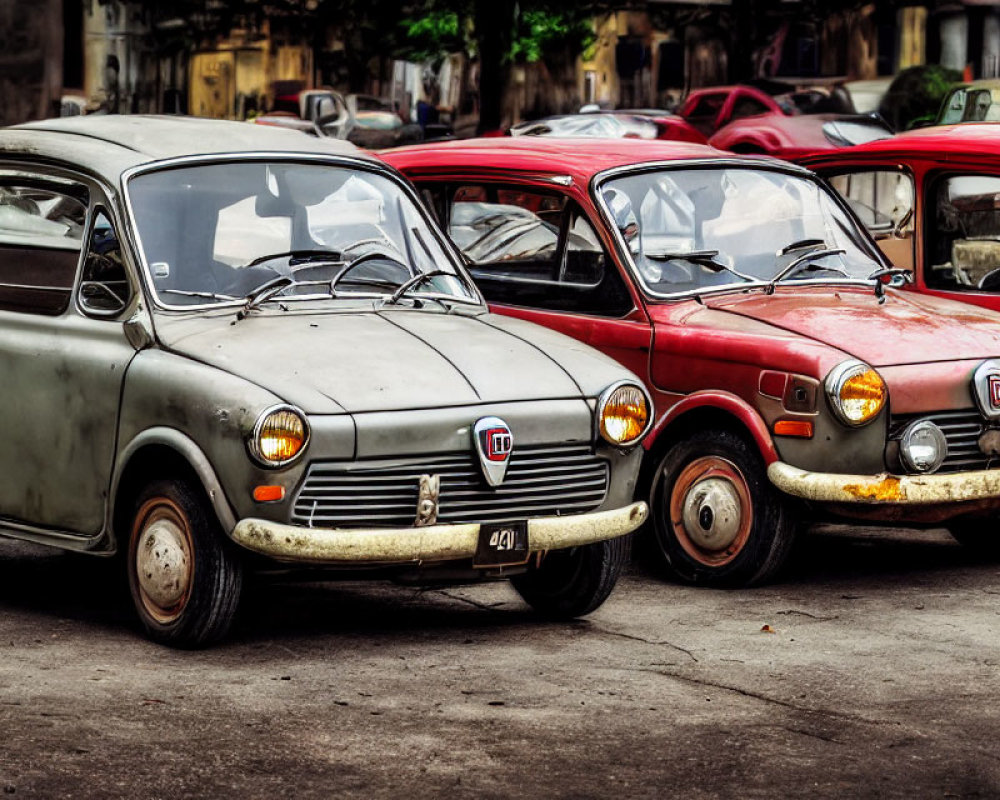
678,84,891,157
385,137,1000,586
802,124,1000,312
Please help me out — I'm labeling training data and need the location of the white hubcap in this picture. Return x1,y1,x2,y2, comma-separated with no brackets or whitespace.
136,517,191,610
681,477,743,551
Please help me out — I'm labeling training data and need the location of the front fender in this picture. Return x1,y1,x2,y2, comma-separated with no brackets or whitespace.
110,427,238,535
645,390,780,464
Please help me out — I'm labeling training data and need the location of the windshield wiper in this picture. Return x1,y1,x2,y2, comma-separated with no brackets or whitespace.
243,249,344,269
161,289,238,302
383,270,452,306
646,249,757,283
766,247,848,294
777,238,826,256
235,275,296,321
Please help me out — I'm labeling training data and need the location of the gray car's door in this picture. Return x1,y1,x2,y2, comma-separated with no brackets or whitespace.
0,174,137,537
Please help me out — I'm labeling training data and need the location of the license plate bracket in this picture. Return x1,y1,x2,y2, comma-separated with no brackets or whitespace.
474,521,529,567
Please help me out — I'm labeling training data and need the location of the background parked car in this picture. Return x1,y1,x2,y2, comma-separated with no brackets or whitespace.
509,111,705,144
935,79,1000,125
676,82,892,156
804,123,1000,310
385,136,1000,586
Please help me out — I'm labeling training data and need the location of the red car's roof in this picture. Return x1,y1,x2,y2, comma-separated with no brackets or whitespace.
803,123,1000,162
383,136,756,182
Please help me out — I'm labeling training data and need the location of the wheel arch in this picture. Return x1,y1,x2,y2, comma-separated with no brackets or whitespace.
642,392,778,483
109,428,237,555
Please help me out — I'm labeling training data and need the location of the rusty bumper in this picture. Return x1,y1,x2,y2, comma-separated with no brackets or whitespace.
768,462,1000,505
230,502,648,564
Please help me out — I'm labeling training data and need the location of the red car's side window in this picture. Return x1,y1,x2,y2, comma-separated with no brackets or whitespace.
427,181,632,317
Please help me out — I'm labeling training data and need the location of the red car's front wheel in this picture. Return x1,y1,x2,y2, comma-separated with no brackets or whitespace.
649,428,797,587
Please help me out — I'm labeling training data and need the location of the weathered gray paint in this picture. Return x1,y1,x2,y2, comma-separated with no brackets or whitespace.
154,309,604,414
0,308,137,534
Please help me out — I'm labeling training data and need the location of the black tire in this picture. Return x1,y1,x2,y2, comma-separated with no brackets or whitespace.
649,428,797,587
511,534,630,619
127,478,243,647
948,520,1000,557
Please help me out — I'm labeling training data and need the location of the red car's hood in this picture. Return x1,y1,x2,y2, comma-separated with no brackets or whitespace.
704,286,1000,367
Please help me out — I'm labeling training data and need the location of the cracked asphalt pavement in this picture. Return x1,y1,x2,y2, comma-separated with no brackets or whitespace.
1,524,999,798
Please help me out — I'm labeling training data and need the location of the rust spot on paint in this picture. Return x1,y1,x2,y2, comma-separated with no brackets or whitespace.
842,476,904,502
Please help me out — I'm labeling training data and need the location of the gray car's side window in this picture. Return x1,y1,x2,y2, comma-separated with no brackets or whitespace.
0,181,88,316
79,209,132,315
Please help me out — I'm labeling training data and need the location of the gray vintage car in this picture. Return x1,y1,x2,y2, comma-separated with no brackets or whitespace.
0,116,650,646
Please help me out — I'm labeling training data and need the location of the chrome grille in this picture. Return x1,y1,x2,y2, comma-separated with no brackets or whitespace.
889,409,996,473
292,444,609,528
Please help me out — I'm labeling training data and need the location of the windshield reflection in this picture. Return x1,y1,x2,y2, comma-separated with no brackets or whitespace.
599,167,882,297
127,161,476,308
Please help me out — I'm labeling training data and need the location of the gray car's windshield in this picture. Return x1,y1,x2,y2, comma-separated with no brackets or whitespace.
599,167,882,297
127,161,475,308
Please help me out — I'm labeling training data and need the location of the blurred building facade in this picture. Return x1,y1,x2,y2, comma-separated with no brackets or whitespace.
6,0,1000,127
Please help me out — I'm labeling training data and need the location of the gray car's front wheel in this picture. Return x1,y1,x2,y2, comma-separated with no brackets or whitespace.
511,535,630,618
127,478,243,648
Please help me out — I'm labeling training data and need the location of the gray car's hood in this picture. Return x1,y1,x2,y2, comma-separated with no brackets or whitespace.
154,308,632,414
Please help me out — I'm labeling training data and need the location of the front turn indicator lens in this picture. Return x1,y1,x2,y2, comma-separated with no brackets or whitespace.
250,406,309,467
599,383,651,446
825,360,886,426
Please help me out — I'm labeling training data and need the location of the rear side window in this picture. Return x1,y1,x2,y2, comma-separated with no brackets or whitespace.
0,182,88,315
928,174,1000,292
826,169,914,271
436,182,631,316
730,97,770,120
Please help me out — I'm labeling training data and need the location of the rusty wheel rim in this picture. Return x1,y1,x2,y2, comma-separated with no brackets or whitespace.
131,498,194,625
667,456,753,568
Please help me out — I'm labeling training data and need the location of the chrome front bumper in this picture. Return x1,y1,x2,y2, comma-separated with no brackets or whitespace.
768,461,1000,504
230,502,648,564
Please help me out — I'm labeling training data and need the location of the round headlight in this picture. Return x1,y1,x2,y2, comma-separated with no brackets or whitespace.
825,360,886,426
598,382,651,446
249,405,309,467
899,419,947,474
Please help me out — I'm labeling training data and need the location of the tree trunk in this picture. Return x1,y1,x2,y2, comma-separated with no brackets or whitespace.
474,0,514,134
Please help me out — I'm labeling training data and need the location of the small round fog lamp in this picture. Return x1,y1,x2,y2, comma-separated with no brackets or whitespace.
899,420,947,474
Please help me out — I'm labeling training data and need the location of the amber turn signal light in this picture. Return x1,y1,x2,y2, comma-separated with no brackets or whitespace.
253,485,286,503
773,419,813,438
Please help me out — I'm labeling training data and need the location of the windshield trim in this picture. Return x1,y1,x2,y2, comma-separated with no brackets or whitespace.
589,159,889,302
121,152,483,313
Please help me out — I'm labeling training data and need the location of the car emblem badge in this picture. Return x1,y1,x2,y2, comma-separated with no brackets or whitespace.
473,417,513,487
972,360,1000,420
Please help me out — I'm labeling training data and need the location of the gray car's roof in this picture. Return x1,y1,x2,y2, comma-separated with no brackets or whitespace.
1,115,371,180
